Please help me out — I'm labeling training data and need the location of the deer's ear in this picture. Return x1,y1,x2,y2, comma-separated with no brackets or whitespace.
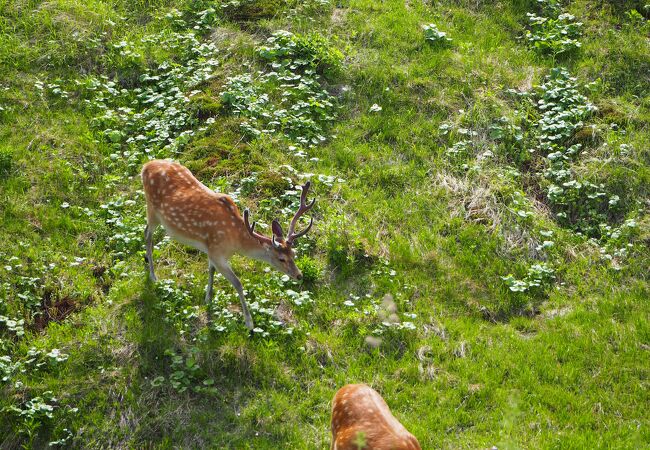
271,219,284,239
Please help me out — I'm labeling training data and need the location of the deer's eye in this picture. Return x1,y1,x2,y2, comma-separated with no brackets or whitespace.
278,256,287,262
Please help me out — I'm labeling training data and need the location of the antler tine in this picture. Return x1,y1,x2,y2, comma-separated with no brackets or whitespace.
245,208,280,248
243,209,255,235
288,216,313,241
287,182,316,244
243,209,267,242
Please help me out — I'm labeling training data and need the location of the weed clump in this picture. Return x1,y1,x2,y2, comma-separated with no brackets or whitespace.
257,30,343,79
422,23,452,46
525,0,582,55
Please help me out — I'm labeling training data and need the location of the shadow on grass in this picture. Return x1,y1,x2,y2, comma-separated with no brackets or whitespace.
127,276,312,447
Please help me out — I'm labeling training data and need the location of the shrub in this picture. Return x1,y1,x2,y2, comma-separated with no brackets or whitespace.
296,256,320,283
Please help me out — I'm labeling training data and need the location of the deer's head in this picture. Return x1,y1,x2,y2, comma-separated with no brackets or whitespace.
243,182,315,280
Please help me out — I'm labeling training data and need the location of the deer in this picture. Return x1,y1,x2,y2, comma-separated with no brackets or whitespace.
141,159,315,331
331,384,421,450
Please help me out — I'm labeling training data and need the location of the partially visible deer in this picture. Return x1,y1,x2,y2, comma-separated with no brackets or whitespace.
331,384,421,450
141,160,315,330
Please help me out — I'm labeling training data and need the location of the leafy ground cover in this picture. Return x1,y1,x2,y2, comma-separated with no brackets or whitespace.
0,0,648,448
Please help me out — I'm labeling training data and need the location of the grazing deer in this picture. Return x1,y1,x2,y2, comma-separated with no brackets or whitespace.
141,159,315,330
331,384,421,450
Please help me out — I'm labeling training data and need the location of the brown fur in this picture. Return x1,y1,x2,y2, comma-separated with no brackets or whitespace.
331,384,421,450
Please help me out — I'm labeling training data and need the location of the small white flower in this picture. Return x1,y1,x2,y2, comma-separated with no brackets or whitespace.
61,202,70,208
369,104,382,112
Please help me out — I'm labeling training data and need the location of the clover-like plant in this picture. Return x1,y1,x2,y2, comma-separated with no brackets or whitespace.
423,23,452,46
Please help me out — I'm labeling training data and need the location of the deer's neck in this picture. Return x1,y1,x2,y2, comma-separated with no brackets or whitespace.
235,225,273,261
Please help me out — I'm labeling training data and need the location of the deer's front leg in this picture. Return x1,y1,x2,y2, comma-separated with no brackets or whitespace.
213,259,254,331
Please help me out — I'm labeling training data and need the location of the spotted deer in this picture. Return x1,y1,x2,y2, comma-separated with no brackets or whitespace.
331,384,421,450
141,159,315,330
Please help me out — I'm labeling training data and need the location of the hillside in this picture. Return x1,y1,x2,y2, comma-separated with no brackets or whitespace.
0,0,649,448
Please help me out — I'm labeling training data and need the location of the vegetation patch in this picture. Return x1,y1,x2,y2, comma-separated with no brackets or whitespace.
525,1,583,55
221,30,341,147
422,23,452,46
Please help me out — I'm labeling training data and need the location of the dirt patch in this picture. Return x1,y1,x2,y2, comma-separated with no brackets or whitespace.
33,290,81,331
543,306,572,319
331,7,348,24
274,300,298,326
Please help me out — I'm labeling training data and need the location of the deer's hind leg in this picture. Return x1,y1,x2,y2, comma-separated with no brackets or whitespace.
144,204,159,282
205,261,216,308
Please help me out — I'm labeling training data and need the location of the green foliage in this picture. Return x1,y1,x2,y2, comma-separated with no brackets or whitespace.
326,229,371,277
296,256,320,283
501,263,556,293
84,23,220,173
220,0,285,21
221,30,340,146
0,347,69,384
525,2,583,55
257,30,343,79
155,280,198,336
208,270,312,337
511,67,629,239
3,390,77,447
0,147,12,178
0,0,648,447
422,23,452,46
98,196,146,260
0,253,74,326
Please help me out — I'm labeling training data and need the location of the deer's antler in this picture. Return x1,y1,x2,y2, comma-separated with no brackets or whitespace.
286,182,315,245
243,209,271,242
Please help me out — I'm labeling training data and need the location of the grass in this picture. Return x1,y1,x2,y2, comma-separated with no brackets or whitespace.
0,0,648,448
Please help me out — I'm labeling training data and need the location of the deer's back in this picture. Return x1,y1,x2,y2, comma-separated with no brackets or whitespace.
331,384,421,450
141,160,243,247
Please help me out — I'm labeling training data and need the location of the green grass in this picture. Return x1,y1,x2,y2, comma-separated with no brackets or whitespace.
1,0,648,448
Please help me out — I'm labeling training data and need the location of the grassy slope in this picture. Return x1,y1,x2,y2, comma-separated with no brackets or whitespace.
1,0,648,448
